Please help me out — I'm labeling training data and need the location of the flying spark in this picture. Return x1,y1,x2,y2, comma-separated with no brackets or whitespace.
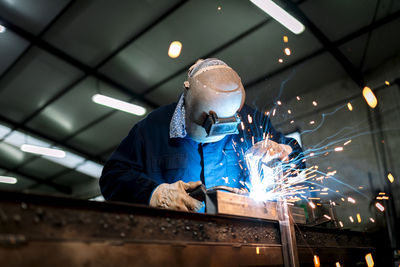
375,202,384,212
347,102,353,111
348,197,356,203
387,173,394,183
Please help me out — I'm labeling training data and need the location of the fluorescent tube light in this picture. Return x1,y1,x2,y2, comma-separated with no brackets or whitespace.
92,94,146,116
250,0,305,34
1,124,102,178
20,144,66,158
0,176,17,184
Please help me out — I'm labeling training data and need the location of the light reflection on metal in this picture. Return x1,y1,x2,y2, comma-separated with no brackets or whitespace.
362,87,378,108
277,100,282,105
349,216,354,223
357,213,361,223
168,41,182,58
365,253,374,267
334,147,343,152
309,202,316,209
0,24,5,33
278,58,283,63
339,221,344,227
284,48,291,56
217,6,222,10
323,214,331,220
385,80,390,86
309,121,315,125
336,262,341,267
369,218,375,223
256,246,260,254
296,96,300,101
288,109,292,114
312,101,318,106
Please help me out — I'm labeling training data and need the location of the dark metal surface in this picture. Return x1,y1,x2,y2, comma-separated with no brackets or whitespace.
0,190,378,266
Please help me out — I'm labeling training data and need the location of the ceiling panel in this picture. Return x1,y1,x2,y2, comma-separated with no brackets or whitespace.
0,28,30,76
213,20,322,84
145,73,186,106
27,76,135,141
361,18,400,72
18,157,68,179
339,19,400,72
54,171,94,187
99,0,268,94
0,0,70,35
0,47,83,122
43,0,182,67
0,142,34,168
245,52,347,109
338,34,368,70
28,184,62,195
0,168,35,191
299,0,379,41
66,111,143,155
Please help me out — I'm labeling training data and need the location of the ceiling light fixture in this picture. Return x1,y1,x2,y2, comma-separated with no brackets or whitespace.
249,0,305,34
0,24,6,33
92,94,146,116
20,144,66,158
168,41,182,58
0,175,17,184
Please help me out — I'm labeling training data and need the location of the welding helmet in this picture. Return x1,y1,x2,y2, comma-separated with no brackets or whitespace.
184,58,245,143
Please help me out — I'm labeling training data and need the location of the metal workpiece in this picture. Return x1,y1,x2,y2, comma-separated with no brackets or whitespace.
278,200,299,267
0,191,280,246
0,190,378,266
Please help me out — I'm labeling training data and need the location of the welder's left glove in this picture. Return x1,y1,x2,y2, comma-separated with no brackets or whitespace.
246,139,292,163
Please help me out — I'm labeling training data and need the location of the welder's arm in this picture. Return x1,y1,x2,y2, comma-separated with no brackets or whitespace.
266,120,305,170
100,124,158,204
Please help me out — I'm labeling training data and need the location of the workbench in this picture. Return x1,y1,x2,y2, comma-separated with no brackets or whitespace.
0,190,383,266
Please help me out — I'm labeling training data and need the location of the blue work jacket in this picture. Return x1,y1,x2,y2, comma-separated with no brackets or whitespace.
100,103,304,204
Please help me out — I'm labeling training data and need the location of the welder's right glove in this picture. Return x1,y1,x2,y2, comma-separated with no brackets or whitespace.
149,180,203,212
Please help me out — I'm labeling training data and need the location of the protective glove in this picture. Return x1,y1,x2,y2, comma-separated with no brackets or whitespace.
149,180,204,212
246,139,292,163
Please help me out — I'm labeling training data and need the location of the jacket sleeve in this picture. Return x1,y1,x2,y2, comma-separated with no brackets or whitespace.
99,124,158,204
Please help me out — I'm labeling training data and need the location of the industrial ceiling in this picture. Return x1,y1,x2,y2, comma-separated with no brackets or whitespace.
0,0,399,198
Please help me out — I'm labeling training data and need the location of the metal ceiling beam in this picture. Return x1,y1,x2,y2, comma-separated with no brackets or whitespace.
0,17,159,108
0,162,71,194
0,0,76,84
280,0,365,87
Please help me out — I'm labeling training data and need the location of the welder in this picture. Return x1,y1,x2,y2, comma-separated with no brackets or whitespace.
100,58,304,212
